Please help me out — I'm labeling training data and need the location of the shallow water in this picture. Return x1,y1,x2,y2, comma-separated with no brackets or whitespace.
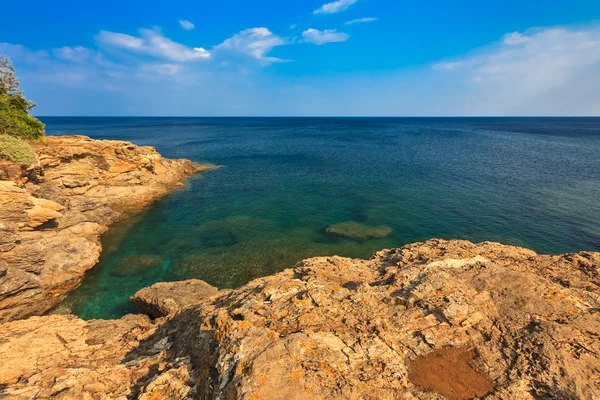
41,117,600,319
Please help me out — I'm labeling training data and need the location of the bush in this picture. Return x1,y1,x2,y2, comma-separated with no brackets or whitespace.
0,96,45,140
0,134,36,164
0,55,45,140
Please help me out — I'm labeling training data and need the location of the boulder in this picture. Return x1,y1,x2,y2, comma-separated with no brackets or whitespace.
131,279,219,318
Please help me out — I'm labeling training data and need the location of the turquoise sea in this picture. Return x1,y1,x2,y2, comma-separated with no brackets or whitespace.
41,117,600,320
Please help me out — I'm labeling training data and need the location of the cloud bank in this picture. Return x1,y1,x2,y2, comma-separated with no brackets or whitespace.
432,26,600,115
96,29,210,61
2,23,600,116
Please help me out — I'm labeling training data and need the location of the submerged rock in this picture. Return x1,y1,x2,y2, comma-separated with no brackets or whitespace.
131,279,219,318
325,221,392,241
1,239,598,399
195,216,276,248
0,135,211,322
111,255,165,277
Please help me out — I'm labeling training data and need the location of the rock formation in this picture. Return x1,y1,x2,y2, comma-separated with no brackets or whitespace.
0,135,210,322
1,239,598,399
131,279,219,318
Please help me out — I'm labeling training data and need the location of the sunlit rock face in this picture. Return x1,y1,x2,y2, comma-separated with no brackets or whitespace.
0,135,209,322
1,239,598,399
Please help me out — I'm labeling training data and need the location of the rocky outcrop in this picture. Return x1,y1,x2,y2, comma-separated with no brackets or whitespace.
0,136,210,322
0,239,598,399
0,314,158,399
131,279,219,318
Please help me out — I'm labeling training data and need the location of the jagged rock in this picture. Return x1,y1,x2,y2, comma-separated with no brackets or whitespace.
1,240,597,399
131,279,219,318
0,136,212,322
24,196,64,229
325,221,392,241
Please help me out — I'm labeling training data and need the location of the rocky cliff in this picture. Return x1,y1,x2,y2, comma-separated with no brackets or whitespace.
0,135,210,322
1,239,598,399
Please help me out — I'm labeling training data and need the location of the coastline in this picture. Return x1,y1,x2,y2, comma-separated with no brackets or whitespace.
0,239,598,398
0,135,212,322
0,135,598,399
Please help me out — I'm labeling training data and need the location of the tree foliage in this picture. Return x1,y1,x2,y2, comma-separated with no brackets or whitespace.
0,55,45,140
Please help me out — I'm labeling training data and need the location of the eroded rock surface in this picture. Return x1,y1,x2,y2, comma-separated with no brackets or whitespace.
1,239,598,399
0,135,209,322
0,314,158,399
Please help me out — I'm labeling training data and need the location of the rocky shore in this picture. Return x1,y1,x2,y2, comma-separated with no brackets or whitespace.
0,137,599,399
0,135,210,322
0,239,598,399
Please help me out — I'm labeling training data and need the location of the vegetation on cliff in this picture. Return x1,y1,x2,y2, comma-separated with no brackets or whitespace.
0,134,36,164
0,55,44,163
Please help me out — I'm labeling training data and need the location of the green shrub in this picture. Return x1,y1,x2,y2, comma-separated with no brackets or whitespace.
0,96,45,140
0,134,36,164
0,55,45,140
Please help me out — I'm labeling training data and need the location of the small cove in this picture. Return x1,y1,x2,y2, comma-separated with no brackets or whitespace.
41,117,600,319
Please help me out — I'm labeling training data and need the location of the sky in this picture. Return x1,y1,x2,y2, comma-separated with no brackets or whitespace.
1,0,600,116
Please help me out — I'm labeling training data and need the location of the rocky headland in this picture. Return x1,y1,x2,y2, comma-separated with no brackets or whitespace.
0,238,598,399
0,135,210,322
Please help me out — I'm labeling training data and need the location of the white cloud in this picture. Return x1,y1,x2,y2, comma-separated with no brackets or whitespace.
0,43,48,64
214,27,287,63
53,46,91,62
96,28,210,61
302,28,349,45
432,26,600,115
503,32,530,45
139,63,181,76
345,17,378,25
6,22,600,116
314,0,357,15
432,61,465,71
179,20,195,30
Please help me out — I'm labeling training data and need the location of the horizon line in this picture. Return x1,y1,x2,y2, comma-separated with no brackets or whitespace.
35,115,600,118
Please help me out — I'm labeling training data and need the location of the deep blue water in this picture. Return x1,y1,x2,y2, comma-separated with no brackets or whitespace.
40,117,600,319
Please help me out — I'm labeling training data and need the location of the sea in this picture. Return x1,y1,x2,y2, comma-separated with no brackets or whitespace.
40,117,600,319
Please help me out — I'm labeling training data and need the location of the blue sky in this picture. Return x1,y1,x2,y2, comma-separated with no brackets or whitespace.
1,0,600,116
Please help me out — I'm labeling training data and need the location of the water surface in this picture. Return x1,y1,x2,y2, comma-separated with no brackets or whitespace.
41,117,600,319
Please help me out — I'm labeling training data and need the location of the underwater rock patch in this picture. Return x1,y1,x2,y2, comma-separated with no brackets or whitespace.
111,255,165,277
325,221,392,241
195,216,276,248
